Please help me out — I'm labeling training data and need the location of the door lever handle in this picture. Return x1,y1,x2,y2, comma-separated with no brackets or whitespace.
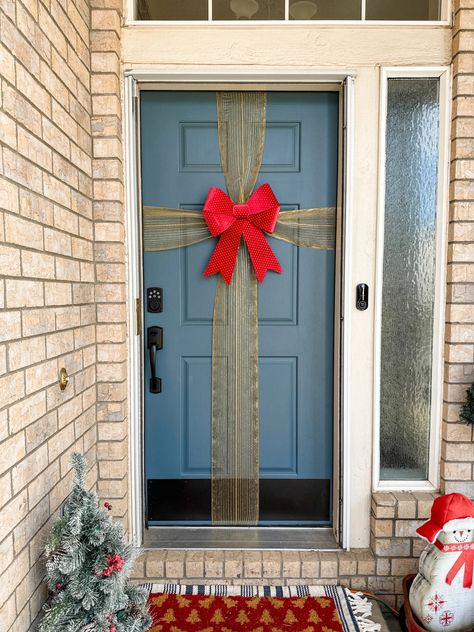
147,326,163,393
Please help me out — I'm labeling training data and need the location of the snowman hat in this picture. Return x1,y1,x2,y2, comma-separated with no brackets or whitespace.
416,493,474,543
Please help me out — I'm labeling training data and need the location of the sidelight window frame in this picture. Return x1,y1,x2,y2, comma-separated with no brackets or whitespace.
373,66,451,492
126,0,451,25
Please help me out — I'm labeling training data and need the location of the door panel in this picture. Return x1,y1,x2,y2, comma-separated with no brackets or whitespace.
141,91,338,525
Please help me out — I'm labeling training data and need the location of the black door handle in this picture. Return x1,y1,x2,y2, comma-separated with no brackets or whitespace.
147,326,163,393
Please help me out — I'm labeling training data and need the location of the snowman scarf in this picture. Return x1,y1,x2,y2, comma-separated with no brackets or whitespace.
434,541,474,588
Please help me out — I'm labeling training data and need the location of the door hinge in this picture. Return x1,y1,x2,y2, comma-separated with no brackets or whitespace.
136,298,142,336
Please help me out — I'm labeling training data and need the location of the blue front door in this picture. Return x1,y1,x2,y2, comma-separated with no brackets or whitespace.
141,91,338,525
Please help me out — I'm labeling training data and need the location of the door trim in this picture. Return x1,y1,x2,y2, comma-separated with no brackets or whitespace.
124,71,356,549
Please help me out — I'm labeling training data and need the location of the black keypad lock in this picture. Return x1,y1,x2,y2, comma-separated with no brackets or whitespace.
147,287,163,313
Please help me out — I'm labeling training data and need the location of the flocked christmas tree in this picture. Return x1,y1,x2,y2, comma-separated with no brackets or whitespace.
40,453,151,632
460,381,474,426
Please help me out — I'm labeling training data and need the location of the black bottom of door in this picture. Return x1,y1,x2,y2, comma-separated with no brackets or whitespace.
147,479,330,523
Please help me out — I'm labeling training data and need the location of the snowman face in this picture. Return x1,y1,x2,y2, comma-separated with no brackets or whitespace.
438,518,474,544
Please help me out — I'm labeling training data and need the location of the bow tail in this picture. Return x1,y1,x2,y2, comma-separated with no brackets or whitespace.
204,223,243,285
446,550,474,589
243,223,282,283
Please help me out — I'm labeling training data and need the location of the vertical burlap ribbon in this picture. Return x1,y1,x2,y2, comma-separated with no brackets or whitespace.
143,92,336,525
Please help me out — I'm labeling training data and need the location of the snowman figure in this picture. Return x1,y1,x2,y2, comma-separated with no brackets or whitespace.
409,493,474,632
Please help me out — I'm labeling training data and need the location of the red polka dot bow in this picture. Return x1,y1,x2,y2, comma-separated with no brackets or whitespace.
202,183,283,284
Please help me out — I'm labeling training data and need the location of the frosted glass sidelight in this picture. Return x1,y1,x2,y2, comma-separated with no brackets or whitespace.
367,0,440,20
380,78,440,481
136,0,208,20
213,0,285,20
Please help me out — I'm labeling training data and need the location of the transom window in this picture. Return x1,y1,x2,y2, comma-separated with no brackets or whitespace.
134,0,445,21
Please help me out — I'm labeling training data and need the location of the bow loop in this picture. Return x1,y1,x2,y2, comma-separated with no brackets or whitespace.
202,183,282,284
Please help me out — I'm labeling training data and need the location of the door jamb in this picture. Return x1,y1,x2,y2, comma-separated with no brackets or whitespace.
124,70,356,549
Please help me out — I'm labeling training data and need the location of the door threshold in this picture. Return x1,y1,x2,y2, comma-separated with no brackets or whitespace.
143,527,339,551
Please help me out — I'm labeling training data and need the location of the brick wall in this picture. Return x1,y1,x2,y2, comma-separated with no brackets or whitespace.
90,0,128,526
442,0,474,495
0,0,97,628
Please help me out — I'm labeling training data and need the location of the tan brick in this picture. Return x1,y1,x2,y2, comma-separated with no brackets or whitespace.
14,496,49,556
9,391,47,435
391,558,419,577
372,519,393,538
0,436,26,490
3,147,43,195
317,552,337,578
394,519,424,538
5,214,44,250
413,493,438,519
47,423,75,462
222,551,242,578
372,535,411,557
443,420,472,442
12,444,49,494
19,188,52,226
16,2,51,62
338,553,357,576
28,461,60,508
6,279,44,308
393,492,417,519
184,551,204,578
42,117,71,159
0,594,17,631
204,551,224,578
0,40,16,85
8,336,46,371
46,330,75,358
442,460,472,480
2,83,41,137
21,308,55,337
145,550,166,578
44,281,73,306
376,558,390,576
165,551,185,579
282,551,301,578
16,64,51,119
0,311,22,342
0,534,14,576
445,442,474,461
0,178,20,215
0,490,28,541
0,347,6,378
300,551,319,578
21,250,56,280
0,371,25,409
0,110,17,150
261,551,281,578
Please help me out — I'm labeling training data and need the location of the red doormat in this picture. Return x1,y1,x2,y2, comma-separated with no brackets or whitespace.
145,584,381,632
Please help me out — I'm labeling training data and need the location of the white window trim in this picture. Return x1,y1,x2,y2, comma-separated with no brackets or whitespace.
373,66,451,492
124,69,356,548
125,0,451,25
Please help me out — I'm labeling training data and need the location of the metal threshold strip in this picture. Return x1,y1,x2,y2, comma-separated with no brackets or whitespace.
144,527,339,550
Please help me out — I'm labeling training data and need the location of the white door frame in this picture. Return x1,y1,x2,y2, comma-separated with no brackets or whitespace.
123,70,356,548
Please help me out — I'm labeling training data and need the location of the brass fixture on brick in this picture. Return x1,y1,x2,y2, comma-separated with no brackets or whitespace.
59,368,69,391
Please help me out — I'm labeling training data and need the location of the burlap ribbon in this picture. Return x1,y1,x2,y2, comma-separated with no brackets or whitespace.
143,92,336,525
